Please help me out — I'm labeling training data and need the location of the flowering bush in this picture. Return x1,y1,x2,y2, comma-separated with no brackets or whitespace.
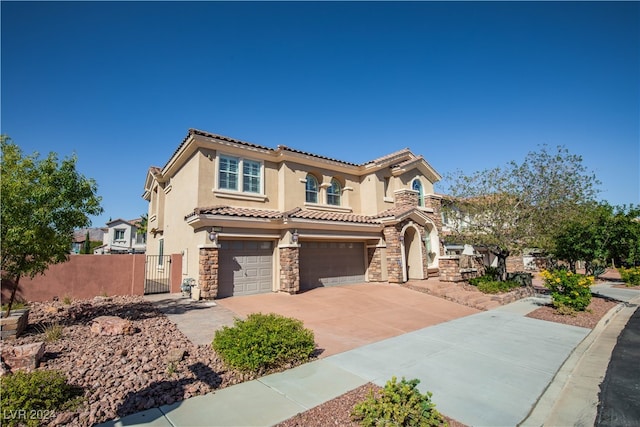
618,267,640,286
541,269,594,311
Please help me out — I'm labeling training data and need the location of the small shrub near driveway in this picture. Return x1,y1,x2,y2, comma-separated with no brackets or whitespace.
541,269,594,311
351,376,447,426
1,370,83,427
618,267,640,286
469,275,520,294
212,313,316,373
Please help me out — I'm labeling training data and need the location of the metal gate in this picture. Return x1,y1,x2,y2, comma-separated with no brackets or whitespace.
144,255,171,294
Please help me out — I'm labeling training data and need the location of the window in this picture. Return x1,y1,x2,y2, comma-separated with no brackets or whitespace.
305,174,318,203
412,179,424,207
136,233,146,244
243,160,261,193
384,177,391,198
158,238,164,267
218,155,262,194
219,156,239,190
114,229,125,241
327,178,341,206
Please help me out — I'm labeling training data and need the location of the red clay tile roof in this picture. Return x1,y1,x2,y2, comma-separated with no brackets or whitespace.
277,145,360,167
371,206,416,219
187,206,383,224
188,206,284,220
363,148,412,166
288,209,380,224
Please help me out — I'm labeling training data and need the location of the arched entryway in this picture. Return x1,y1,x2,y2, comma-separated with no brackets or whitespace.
423,222,439,269
401,224,424,282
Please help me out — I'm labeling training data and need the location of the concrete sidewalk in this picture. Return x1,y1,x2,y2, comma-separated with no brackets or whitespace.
97,291,640,427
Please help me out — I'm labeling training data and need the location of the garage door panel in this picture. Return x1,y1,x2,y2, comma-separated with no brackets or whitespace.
300,242,365,290
219,240,273,297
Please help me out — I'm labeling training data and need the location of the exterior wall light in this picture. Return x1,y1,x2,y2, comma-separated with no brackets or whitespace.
399,235,404,243
208,226,222,243
291,229,299,244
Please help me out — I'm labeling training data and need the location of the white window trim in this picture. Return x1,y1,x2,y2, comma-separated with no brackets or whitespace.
215,154,265,197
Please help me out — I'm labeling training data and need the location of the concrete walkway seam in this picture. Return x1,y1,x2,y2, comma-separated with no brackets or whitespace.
520,297,640,427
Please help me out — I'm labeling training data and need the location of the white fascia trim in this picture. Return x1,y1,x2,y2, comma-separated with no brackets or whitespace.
186,214,282,229
287,218,382,232
303,203,353,213
212,189,268,202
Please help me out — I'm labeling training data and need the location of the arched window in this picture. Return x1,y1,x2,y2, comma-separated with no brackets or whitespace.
327,178,341,206
305,174,318,203
412,179,424,207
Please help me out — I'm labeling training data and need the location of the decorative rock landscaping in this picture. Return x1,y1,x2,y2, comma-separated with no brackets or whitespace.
1,296,263,426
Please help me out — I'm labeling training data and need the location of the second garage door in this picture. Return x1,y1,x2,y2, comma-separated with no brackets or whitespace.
300,242,365,291
218,240,273,298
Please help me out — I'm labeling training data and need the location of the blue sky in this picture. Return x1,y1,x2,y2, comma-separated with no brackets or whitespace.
2,1,638,227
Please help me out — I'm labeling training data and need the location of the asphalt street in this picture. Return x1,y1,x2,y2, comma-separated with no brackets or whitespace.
596,306,640,427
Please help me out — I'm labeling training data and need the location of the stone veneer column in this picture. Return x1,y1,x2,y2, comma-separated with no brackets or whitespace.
394,188,419,208
198,247,219,299
367,246,384,282
384,225,403,283
279,246,300,294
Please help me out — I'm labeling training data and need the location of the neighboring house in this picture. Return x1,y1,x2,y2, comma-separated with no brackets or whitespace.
71,228,105,254
95,218,146,254
143,128,444,299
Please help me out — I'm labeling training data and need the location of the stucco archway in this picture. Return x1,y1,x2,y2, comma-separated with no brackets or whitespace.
401,224,425,282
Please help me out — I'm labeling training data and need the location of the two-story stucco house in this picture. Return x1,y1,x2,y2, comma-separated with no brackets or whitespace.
94,218,146,254
143,128,445,299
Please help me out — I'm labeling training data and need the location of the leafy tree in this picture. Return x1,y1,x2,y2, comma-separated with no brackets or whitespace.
443,145,600,280
1,136,103,316
135,213,148,235
553,203,640,271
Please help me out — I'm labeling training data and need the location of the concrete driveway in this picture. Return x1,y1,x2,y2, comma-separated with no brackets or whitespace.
217,283,479,357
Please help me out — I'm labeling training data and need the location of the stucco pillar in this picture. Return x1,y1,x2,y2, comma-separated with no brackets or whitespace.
384,225,403,283
198,247,219,299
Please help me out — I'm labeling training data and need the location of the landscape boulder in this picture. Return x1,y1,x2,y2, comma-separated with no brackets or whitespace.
90,316,135,336
1,342,45,372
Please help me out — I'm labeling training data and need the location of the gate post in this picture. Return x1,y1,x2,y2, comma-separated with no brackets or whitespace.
199,247,219,299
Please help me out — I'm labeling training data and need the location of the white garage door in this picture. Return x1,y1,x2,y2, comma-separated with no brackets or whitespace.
300,242,365,291
218,240,273,297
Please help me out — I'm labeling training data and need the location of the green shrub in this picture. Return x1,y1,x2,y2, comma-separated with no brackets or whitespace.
477,280,520,294
541,269,594,311
1,370,83,427
38,322,64,342
484,266,500,280
469,274,520,294
212,313,316,373
1,301,28,311
618,267,640,286
351,376,447,427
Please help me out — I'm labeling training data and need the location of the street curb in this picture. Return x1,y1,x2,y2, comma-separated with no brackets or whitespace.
520,295,640,426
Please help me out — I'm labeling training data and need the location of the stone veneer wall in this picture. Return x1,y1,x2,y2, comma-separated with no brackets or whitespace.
506,256,525,273
395,189,419,208
439,256,463,282
384,226,403,283
198,247,219,299
439,256,483,282
279,247,300,294
367,246,384,282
